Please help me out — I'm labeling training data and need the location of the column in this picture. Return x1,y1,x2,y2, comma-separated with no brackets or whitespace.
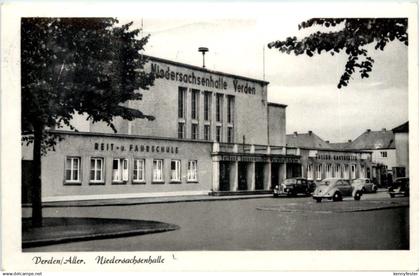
247,162,255,191
264,161,271,190
212,159,220,192
279,163,286,184
230,161,239,191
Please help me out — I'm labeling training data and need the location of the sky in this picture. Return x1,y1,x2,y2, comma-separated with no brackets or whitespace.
125,16,408,143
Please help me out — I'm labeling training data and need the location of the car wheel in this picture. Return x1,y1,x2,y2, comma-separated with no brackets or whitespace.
332,192,342,202
390,193,395,198
354,191,361,201
315,198,322,203
373,187,377,193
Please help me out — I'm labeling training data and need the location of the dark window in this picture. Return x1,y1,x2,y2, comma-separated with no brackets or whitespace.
227,127,234,143
178,122,184,139
216,94,223,122
204,92,212,121
227,96,234,123
204,125,211,141
178,87,186,119
191,124,198,140
191,89,199,120
216,126,222,142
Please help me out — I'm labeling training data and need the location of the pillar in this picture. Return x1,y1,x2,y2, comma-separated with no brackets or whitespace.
264,161,271,190
230,161,239,191
212,160,220,191
247,162,255,191
279,163,286,184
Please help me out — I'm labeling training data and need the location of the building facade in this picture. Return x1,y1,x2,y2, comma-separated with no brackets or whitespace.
392,122,409,178
22,56,302,202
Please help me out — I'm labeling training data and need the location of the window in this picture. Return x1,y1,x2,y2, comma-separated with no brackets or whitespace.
191,124,198,140
326,164,332,178
204,125,211,141
112,158,128,182
227,96,235,123
216,126,222,142
170,160,181,182
178,87,186,119
343,164,349,179
191,89,199,120
187,160,198,182
133,159,145,183
227,127,234,143
351,164,356,179
307,163,313,180
216,94,223,122
335,164,341,178
204,92,212,121
360,165,365,178
90,157,103,183
317,164,322,180
65,157,80,183
153,159,164,182
178,122,185,139
381,151,388,158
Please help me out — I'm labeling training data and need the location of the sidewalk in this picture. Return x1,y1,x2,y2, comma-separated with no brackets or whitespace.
23,193,273,208
22,217,179,249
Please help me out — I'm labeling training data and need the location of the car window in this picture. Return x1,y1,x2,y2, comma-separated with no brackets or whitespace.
296,180,301,184
342,180,350,186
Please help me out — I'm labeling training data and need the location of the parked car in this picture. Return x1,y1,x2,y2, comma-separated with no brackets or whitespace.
307,180,317,194
312,178,363,202
273,178,312,197
388,177,409,198
352,178,377,193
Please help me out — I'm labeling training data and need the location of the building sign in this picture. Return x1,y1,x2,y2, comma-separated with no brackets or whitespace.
151,63,257,95
94,142,179,154
316,153,358,161
219,155,299,163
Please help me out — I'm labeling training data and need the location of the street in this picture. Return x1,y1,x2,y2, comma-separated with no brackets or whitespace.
22,192,409,251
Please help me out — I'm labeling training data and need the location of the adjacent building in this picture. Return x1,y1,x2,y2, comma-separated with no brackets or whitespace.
392,122,409,178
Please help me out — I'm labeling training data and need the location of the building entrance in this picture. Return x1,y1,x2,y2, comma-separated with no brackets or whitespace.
287,163,302,178
255,162,265,190
238,162,248,190
271,163,280,189
219,161,230,191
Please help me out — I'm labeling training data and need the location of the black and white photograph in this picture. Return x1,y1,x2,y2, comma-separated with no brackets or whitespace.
1,1,419,272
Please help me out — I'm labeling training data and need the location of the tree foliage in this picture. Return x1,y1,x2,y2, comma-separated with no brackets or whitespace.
21,18,155,226
268,18,408,88
22,18,155,153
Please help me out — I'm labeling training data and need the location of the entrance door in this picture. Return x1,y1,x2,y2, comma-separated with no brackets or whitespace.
219,161,230,191
255,163,265,190
238,162,248,190
271,163,280,189
287,163,302,178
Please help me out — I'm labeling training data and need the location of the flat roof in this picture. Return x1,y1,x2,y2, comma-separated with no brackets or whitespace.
146,55,270,86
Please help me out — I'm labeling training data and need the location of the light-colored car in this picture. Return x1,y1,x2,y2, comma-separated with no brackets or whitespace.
352,178,377,193
312,178,363,202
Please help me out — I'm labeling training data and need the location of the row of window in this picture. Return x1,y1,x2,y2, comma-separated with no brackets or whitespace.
306,163,366,180
178,87,235,143
65,157,198,184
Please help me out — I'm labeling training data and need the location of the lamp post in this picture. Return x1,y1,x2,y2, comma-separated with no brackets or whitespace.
198,47,209,68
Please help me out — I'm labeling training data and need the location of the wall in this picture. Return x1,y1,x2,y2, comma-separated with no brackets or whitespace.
370,149,396,171
88,57,270,145
267,104,286,147
39,132,213,201
394,132,409,174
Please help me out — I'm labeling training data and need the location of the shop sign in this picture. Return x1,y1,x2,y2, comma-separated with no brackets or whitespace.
94,142,179,154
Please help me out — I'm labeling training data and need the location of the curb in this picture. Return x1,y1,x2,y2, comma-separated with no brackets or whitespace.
24,194,274,208
23,223,179,249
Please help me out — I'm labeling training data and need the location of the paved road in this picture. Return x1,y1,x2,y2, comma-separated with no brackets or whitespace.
23,192,409,251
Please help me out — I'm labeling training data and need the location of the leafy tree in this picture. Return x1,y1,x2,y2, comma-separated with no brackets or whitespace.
21,18,155,227
268,18,408,88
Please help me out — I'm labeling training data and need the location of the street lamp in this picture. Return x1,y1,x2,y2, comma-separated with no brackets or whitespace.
198,47,209,68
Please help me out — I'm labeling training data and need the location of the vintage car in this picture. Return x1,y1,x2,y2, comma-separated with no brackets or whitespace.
312,178,364,202
352,178,377,193
273,178,312,197
388,177,409,198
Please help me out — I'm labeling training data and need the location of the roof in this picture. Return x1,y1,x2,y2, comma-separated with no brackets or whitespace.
286,132,333,150
392,121,409,133
146,55,270,86
328,142,352,150
346,129,395,150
